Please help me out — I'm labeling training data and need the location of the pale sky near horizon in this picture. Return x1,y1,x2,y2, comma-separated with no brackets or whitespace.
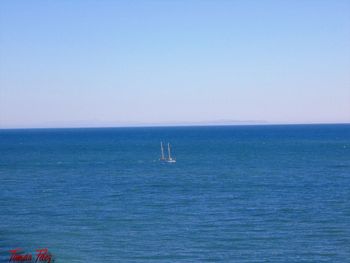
0,0,349,128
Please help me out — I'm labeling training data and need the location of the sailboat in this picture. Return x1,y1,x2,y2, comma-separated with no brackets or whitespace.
160,142,176,163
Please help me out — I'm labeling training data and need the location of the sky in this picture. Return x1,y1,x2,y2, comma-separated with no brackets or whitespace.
0,0,349,128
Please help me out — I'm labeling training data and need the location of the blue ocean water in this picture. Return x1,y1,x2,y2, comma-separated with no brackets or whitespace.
0,124,349,262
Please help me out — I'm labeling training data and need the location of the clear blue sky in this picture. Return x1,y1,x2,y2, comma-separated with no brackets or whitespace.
0,0,349,128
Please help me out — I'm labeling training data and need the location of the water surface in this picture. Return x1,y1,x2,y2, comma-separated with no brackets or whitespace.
0,124,349,262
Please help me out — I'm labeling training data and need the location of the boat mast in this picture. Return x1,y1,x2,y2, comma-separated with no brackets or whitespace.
168,143,172,160
160,142,165,160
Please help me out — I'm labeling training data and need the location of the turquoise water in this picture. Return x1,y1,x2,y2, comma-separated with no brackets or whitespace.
0,124,349,262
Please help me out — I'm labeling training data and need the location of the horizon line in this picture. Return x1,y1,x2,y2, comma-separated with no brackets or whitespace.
0,122,349,130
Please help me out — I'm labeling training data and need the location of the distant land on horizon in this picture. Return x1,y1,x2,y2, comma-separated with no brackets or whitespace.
0,120,349,130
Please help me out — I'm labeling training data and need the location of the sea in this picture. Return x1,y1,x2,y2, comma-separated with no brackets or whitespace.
0,124,349,262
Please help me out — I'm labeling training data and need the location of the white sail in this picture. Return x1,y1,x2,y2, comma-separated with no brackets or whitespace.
167,143,176,163
160,142,165,160
167,143,171,160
